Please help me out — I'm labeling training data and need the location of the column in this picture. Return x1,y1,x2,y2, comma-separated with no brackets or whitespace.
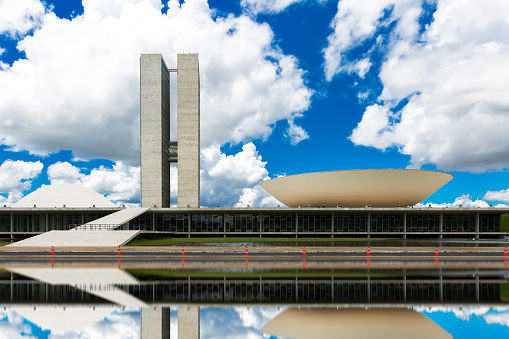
178,306,200,339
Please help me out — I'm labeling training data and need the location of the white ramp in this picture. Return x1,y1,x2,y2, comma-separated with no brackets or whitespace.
8,230,139,247
76,207,148,230
7,207,148,247
7,267,147,307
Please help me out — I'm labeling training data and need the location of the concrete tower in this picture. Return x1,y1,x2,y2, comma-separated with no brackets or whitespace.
140,54,171,208
140,53,200,208
177,54,200,208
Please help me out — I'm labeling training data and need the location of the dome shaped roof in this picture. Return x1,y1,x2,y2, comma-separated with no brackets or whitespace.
12,184,116,208
260,169,453,208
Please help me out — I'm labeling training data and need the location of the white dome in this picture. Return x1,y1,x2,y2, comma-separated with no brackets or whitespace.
12,184,116,208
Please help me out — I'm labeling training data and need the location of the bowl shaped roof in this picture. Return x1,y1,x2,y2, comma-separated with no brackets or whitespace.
259,169,453,208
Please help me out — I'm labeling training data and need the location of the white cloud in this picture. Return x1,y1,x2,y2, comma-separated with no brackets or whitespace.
241,0,304,15
0,0,312,166
201,142,281,207
326,0,509,172
286,119,309,145
0,0,46,37
417,306,493,321
0,160,43,205
0,309,36,339
484,189,509,204
47,161,140,205
484,311,509,327
416,194,507,208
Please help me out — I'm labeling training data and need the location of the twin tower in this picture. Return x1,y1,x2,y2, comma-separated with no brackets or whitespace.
140,54,200,208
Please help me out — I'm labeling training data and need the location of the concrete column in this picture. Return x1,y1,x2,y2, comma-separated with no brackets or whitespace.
177,54,200,208
439,212,443,239
403,212,407,239
178,306,200,339
331,212,335,238
141,306,170,339
475,212,480,240
367,212,371,239
140,54,171,208
10,212,13,242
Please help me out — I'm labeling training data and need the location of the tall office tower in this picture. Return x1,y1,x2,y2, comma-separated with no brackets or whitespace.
177,54,200,208
140,54,171,208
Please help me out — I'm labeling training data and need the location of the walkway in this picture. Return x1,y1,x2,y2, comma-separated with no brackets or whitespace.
7,207,148,247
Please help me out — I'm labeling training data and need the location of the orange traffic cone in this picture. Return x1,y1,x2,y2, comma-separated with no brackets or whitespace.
504,247,508,257
181,246,185,257
367,247,371,257
245,246,249,257
117,246,121,256
50,246,55,256
303,246,307,257
434,247,439,257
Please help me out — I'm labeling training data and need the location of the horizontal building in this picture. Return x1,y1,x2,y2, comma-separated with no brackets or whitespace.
1,206,507,240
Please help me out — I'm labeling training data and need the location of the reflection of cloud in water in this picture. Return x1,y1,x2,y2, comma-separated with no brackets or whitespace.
200,306,285,339
418,306,509,327
0,309,36,339
484,311,509,327
170,308,178,338
1,307,140,339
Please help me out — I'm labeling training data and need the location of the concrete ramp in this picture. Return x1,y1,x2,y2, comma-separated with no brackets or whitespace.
76,207,148,230
8,230,139,247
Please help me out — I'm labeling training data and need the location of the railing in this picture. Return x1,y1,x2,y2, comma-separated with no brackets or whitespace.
69,224,145,231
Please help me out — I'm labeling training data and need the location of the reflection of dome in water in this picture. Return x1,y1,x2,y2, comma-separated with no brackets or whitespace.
11,184,116,208
260,307,452,339
260,169,453,208
12,306,116,332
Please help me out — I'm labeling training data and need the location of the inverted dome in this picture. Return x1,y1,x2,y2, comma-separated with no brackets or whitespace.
260,169,453,208
261,308,452,339
12,184,116,208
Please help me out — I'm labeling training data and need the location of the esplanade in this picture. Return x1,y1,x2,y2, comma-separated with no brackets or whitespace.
0,53,507,242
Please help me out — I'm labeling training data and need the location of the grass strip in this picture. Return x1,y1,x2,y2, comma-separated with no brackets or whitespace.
126,237,395,246
126,269,396,280
501,215,509,232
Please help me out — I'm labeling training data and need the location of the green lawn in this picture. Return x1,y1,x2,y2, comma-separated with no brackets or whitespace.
501,215,509,232
127,269,397,280
126,236,395,246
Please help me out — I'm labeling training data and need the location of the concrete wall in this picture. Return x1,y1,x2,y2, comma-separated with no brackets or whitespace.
141,306,170,339
177,54,200,208
140,54,171,208
178,306,200,339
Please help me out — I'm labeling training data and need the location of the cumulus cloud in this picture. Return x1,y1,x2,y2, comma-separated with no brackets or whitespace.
416,194,507,208
0,160,43,205
0,0,312,166
0,0,46,37
484,311,509,327
47,161,140,205
200,142,281,207
0,309,36,338
286,118,309,145
484,189,509,204
325,0,509,172
241,0,305,15
417,306,493,321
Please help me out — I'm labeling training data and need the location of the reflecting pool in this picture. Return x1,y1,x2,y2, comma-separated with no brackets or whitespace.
1,262,509,338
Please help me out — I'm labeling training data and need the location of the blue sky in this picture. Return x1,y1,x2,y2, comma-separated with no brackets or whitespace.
0,0,508,207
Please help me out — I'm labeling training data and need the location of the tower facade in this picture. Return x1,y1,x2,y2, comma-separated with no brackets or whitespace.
140,53,200,208
140,54,171,208
177,54,200,208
